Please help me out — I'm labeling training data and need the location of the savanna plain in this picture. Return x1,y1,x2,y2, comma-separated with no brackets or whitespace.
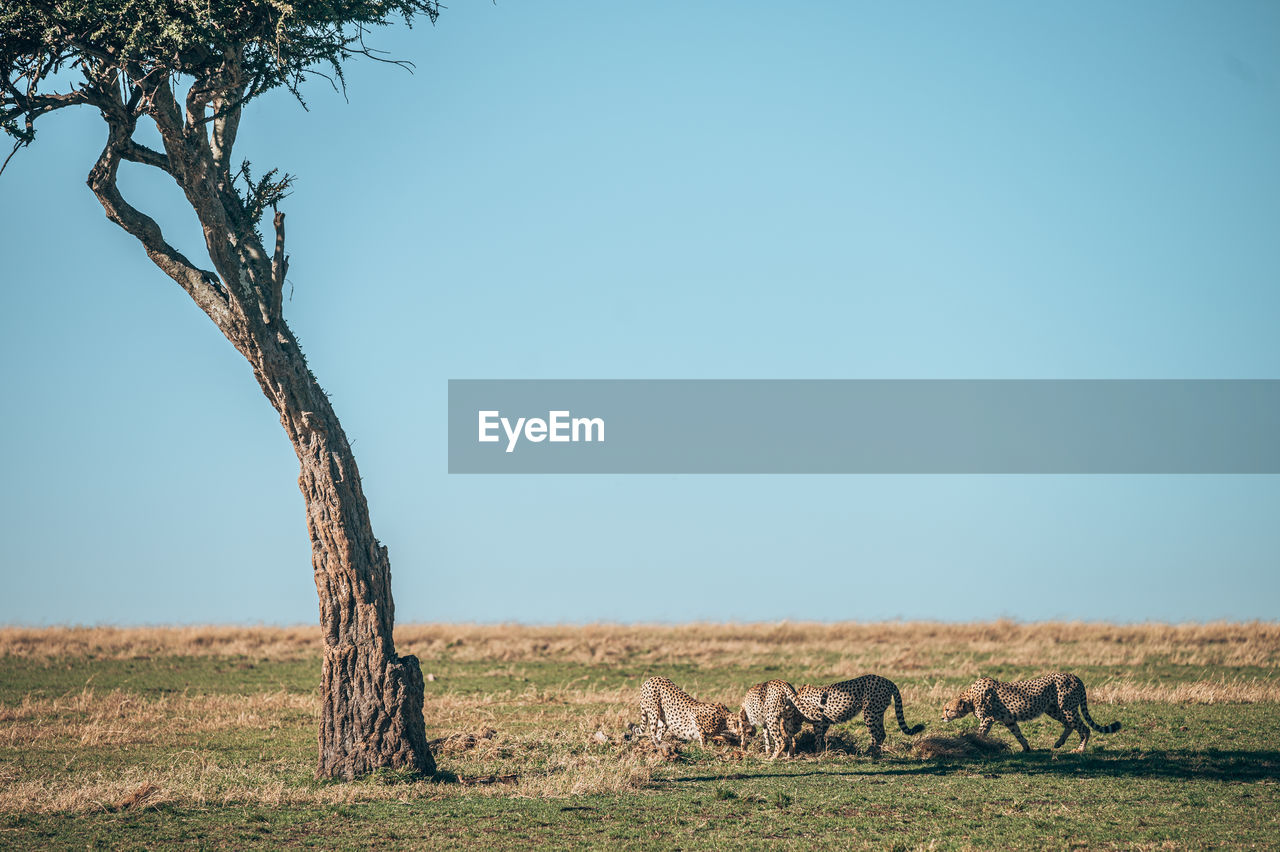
1,622,1277,850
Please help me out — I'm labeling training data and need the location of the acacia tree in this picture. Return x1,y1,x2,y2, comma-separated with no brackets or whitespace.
2,1,440,779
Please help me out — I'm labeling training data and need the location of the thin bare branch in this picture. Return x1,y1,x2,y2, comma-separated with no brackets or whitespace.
0,87,95,152
271,209,289,318
0,138,21,177
119,139,169,171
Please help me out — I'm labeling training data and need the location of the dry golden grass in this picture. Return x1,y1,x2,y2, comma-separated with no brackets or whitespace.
0,753,660,815
0,625,323,661
3,620,1277,668
404,620,1280,671
0,689,314,749
912,732,1011,760
909,676,1280,706
0,684,661,813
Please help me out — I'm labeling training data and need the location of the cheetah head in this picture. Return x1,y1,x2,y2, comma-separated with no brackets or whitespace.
942,696,973,722
699,702,733,738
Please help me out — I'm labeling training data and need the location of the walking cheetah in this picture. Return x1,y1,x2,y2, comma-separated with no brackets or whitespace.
639,676,734,746
792,674,924,755
739,680,804,759
942,672,1121,753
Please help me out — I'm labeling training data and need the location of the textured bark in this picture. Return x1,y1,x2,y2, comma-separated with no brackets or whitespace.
68,62,433,779
250,321,435,779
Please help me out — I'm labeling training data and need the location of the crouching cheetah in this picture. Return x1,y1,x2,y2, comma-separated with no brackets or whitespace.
739,680,804,759
942,672,1121,753
792,674,924,755
639,676,733,746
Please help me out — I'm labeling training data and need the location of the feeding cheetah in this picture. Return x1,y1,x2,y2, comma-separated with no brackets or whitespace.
739,680,804,759
792,674,924,755
942,672,1121,753
639,676,734,746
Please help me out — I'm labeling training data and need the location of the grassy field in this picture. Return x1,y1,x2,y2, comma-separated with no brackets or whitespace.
1,622,1278,849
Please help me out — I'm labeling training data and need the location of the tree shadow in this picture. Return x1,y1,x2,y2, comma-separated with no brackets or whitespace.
428,769,462,785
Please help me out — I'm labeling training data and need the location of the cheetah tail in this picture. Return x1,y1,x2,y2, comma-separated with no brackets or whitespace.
892,684,925,736
1080,701,1121,731
1079,700,1121,734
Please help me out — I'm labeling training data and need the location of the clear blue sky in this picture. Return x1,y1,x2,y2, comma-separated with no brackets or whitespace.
1,1,1277,625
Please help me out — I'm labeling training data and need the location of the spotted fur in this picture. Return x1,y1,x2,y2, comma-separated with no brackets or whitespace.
942,672,1121,753
739,680,803,759
792,674,924,755
639,676,733,746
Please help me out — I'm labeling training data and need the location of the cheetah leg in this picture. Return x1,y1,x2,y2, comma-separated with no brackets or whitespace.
768,727,784,760
864,709,887,757
777,730,794,759
1072,717,1090,753
812,721,829,753
650,711,667,745
769,714,791,760
1004,720,1033,752
1050,708,1072,749
773,711,793,752
976,716,995,738
760,717,775,757
644,709,661,745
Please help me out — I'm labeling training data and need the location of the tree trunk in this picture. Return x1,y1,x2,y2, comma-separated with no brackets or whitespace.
249,326,436,779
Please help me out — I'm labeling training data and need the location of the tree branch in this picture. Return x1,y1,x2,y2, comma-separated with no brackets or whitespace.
210,48,246,184
141,71,186,166
210,97,242,177
0,86,95,156
87,119,231,328
140,68,250,281
271,209,289,318
0,139,22,176
119,139,170,171
0,87,93,121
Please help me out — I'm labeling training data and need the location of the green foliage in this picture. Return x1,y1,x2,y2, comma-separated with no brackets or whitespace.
237,160,293,225
1,0,440,144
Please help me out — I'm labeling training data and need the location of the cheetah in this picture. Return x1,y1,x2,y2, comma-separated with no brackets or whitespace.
639,676,734,746
739,680,804,759
792,674,924,755
942,672,1121,753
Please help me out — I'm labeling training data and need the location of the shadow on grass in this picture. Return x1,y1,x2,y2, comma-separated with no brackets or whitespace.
987,747,1280,782
428,769,462,785
660,746,1280,785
